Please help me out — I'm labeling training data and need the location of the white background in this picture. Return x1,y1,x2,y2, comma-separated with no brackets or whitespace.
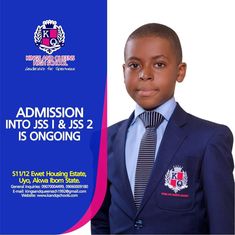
72,0,235,234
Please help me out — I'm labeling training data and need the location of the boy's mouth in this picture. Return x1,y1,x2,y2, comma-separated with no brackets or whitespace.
137,88,158,97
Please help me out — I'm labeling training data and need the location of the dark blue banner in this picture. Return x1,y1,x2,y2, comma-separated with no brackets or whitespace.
0,0,107,233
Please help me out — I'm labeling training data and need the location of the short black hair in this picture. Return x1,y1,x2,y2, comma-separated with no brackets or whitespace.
125,23,183,63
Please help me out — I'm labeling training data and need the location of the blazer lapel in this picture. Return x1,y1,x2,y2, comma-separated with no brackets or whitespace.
112,113,137,217
137,104,189,214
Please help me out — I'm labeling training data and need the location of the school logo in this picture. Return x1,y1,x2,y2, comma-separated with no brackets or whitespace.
34,20,65,54
164,165,188,193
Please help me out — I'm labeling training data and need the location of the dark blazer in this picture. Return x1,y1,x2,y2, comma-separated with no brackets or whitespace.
91,104,234,234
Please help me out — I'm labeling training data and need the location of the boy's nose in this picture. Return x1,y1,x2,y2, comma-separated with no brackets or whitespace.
139,68,153,80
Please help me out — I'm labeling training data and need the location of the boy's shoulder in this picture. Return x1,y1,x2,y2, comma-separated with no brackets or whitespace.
187,112,225,128
173,104,233,140
108,118,130,138
108,112,134,132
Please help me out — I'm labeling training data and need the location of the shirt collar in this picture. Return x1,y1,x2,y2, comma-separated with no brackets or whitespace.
131,97,177,126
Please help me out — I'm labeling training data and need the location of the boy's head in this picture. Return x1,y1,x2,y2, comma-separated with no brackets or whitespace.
123,23,186,110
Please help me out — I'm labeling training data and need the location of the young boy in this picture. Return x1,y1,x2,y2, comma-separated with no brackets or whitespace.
91,23,234,234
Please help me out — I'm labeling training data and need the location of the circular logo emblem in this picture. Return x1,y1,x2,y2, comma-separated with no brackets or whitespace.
164,165,188,193
34,20,65,54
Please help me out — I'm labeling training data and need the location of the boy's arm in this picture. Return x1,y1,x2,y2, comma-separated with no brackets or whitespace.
91,181,111,234
202,126,234,234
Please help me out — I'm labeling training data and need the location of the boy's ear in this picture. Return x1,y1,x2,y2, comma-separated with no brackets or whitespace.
122,64,126,81
176,62,187,83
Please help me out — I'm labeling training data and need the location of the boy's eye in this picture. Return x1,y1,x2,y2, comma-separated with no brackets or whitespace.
128,63,140,69
154,62,166,68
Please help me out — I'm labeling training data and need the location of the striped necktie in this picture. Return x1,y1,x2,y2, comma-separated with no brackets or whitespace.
134,111,164,209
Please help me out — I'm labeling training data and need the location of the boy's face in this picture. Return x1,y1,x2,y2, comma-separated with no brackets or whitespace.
123,36,186,110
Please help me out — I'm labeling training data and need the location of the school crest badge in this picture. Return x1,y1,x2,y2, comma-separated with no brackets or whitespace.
164,165,188,193
34,20,65,54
